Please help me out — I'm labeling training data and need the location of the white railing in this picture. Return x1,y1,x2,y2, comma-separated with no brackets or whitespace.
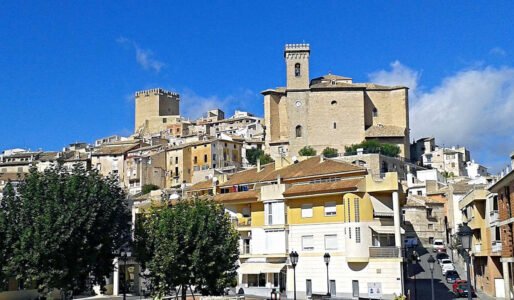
490,210,499,224
369,246,400,258
492,241,502,253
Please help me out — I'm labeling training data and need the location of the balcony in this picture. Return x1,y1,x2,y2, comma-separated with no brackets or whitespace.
490,210,499,225
232,217,252,230
492,241,502,253
369,246,400,258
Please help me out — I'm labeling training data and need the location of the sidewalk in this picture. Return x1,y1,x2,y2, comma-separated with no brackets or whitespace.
452,258,498,300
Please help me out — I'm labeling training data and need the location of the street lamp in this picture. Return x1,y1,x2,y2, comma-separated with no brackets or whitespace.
459,223,473,300
410,252,418,300
116,248,131,300
427,255,435,300
289,251,299,300
324,253,331,296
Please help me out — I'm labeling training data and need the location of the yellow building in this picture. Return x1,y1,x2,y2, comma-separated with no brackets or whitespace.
189,156,404,299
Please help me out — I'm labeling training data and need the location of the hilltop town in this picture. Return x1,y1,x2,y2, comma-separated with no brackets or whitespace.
1,44,513,299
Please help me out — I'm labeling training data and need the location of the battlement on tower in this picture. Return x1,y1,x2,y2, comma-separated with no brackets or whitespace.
284,43,310,52
135,88,179,98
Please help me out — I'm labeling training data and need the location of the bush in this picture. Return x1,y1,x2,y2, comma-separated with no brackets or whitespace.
246,148,274,165
142,184,160,195
322,147,338,158
344,140,400,158
299,146,317,156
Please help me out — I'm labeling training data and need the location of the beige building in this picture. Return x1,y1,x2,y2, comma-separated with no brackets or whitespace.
134,88,180,135
124,144,167,195
263,44,410,161
403,195,446,245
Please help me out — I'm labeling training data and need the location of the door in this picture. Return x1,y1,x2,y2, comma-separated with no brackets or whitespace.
352,280,359,298
330,280,336,296
306,279,312,296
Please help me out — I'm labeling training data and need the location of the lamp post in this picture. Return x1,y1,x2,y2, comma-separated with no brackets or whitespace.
410,252,418,300
289,251,299,300
324,253,331,296
427,255,435,300
116,247,131,300
459,223,473,300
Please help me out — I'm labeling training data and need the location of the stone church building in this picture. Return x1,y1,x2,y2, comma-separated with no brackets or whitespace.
263,44,410,161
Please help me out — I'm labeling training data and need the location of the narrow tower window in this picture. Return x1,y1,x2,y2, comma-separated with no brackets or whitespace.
295,125,302,137
295,63,301,77
372,108,378,117
333,122,337,129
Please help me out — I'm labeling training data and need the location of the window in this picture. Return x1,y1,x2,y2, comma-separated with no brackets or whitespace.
267,203,273,225
204,154,208,163
428,224,434,230
325,202,336,216
355,227,361,243
175,167,179,175
372,108,378,117
349,227,352,239
417,190,423,196
301,204,313,218
163,118,167,123
331,100,337,106
302,235,314,251
295,125,302,138
427,208,433,218
295,63,301,77
333,122,337,129
175,157,178,164
247,273,266,287
325,234,338,250
347,199,351,222
354,198,360,222
242,207,250,217
194,156,198,164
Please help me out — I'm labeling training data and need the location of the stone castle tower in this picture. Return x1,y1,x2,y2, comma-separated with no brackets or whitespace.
134,88,180,134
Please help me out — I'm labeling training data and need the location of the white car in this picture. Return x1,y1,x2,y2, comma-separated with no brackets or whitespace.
440,259,455,275
433,239,445,252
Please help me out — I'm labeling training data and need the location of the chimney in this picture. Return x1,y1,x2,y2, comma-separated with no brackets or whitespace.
257,159,261,172
277,174,282,185
357,148,364,156
320,155,325,163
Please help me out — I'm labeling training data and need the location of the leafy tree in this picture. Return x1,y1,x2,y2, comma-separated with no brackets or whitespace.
134,198,239,299
246,148,274,166
344,140,401,158
142,184,160,195
0,165,130,298
322,147,339,158
298,146,316,156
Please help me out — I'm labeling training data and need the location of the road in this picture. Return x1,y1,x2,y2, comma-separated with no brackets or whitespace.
404,247,489,300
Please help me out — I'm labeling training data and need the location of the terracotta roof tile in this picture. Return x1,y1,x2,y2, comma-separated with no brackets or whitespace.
92,143,140,156
190,180,214,191
214,190,259,202
283,178,361,197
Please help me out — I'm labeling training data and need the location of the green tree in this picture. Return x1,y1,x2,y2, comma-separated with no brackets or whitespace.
134,198,239,299
344,140,401,158
298,146,317,156
322,147,339,158
246,148,274,166
0,165,130,298
142,184,160,194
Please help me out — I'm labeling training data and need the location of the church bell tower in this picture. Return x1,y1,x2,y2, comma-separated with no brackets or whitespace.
284,44,310,90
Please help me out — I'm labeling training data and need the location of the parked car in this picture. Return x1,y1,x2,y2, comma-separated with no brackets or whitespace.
404,237,418,248
432,239,445,252
440,259,455,275
435,247,447,253
440,258,453,268
445,270,460,283
452,280,475,297
436,252,449,264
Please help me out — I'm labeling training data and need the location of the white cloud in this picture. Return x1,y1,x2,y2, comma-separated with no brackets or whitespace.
179,88,259,120
117,37,165,73
368,62,514,171
490,47,507,57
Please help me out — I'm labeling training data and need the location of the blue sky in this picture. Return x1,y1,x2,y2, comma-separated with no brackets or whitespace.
1,1,514,173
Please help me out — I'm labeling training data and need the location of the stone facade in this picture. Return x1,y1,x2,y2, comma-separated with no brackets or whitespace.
263,44,410,161
134,88,180,134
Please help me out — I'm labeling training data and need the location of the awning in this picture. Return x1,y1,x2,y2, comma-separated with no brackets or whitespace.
370,196,394,217
238,263,285,274
369,225,405,235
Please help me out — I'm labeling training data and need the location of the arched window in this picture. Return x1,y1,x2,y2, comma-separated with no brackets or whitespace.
295,125,302,137
372,108,378,117
331,100,337,106
295,63,301,77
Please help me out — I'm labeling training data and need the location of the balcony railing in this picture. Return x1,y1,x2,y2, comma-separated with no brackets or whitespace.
237,217,252,227
369,246,400,258
490,210,499,225
492,241,502,253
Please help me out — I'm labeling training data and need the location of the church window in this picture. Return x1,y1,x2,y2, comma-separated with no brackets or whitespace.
295,63,301,77
372,108,378,117
295,125,302,138
331,100,337,106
